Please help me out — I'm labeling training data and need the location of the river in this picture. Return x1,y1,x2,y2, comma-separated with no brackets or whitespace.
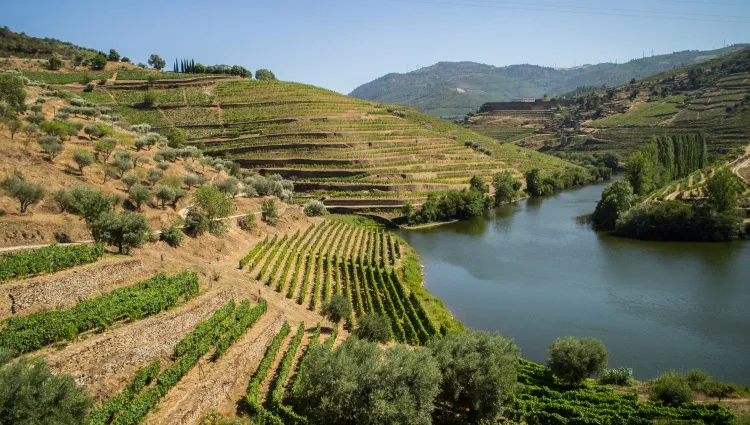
396,180,750,384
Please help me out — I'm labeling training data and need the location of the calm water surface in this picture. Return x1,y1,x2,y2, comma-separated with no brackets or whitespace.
396,180,750,384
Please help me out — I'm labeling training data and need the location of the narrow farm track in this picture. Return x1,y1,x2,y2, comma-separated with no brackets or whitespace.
142,312,286,425
37,284,244,402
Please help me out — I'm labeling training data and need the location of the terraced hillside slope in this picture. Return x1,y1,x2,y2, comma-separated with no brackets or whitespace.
61,75,577,213
350,45,747,118
466,46,750,162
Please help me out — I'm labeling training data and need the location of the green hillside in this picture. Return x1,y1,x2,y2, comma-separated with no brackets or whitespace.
465,47,750,164
350,45,747,118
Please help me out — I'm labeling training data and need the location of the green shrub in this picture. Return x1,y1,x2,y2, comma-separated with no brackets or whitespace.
160,224,184,247
0,357,92,425
261,198,278,225
548,336,608,385
237,213,257,231
184,208,210,237
355,313,392,343
303,200,326,216
649,371,693,406
600,367,634,386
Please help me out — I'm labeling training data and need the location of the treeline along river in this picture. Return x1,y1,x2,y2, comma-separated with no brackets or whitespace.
396,179,750,384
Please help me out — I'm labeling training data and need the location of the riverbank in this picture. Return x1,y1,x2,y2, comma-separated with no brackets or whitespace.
396,180,750,384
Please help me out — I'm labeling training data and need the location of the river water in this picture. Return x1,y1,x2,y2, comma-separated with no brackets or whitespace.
396,180,750,384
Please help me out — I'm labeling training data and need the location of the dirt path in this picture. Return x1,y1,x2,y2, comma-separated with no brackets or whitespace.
38,284,245,402
665,184,681,201
142,312,285,425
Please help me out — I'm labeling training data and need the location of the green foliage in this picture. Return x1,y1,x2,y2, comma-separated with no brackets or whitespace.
354,313,392,343
592,180,636,230
90,211,151,254
255,69,276,81
160,224,184,247
261,198,279,225
107,49,120,62
322,293,351,326
492,170,522,205
0,243,104,282
615,200,745,241
705,167,743,212
430,330,520,423
303,200,326,216
547,336,608,385
1,176,44,213
508,360,735,425
0,73,26,116
142,91,156,107
409,189,488,225
6,118,22,139
649,371,694,406
91,53,107,70
40,120,79,139
147,54,165,71
599,367,634,386
184,208,210,237
195,185,235,220
469,175,488,193
38,135,62,161
47,55,63,70
154,185,176,209
73,149,95,175
626,135,706,196
87,360,160,425
289,337,441,425
85,123,114,139
237,212,257,232
54,185,119,222
0,271,198,354
164,127,186,148
0,357,92,425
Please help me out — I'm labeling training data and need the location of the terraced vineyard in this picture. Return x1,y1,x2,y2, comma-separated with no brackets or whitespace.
65,75,577,210
239,220,438,344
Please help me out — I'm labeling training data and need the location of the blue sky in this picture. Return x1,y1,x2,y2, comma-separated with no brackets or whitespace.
2,0,749,93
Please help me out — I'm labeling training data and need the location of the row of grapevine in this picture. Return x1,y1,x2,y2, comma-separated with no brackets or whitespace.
508,360,736,425
264,230,300,286
287,222,328,300
267,323,308,425
0,271,200,355
245,321,292,425
99,299,267,425
246,235,278,271
87,361,161,425
0,243,105,282
239,236,268,269
257,234,290,280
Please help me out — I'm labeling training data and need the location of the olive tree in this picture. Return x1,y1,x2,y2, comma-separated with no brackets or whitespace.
147,54,165,71
154,185,176,209
261,198,278,225
195,185,234,220
0,354,92,425
429,330,521,423
303,200,327,216
355,313,391,343
548,336,608,385
289,338,440,425
322,293,351,330
1,176,44,213
127,184,150,211
0,73,27,116
72,149,95,175
38,136,62,161
90,211,151,254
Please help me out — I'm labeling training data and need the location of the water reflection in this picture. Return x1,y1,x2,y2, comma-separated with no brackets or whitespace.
396,180,750,384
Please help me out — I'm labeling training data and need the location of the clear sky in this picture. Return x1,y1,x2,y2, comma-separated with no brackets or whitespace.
2,0,749,94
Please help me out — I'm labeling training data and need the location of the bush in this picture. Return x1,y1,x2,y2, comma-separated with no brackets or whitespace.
592,180,636,230
160,224,184,247
649,371,693,406
0,356,92,425
84,122,113,138
47,56,63,70
195,185,234,220
600,367,634,386
322,293,351,328
355,313,391,343
184,208,210,237
1,176,44,213
83,82,95,92
303,200,326,216
91,53,107,70
142,91,156,107
261,198,278,225
430,330,520,423
548,336,608,385
72,149,95,175
492,170,522,205
237,213,257,231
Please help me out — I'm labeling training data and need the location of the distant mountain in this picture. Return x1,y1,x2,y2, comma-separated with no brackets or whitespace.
350,45,748,117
